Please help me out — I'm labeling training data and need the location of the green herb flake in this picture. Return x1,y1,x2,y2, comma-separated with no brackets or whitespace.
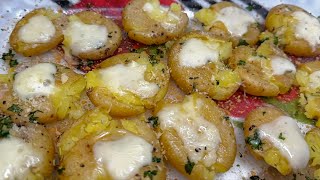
278,132,286,140
28,110,42,123
184,158,195,175
57,167,65,175
147,116,159,128
152,156,161,163
246,4,254,11
87,60,94,66
273,36,279,45
7,104,23,114
1,49,18,67
237,60,246,66
0,115,12,137
238,39,249,46
143,170,157,180
245,129,263,150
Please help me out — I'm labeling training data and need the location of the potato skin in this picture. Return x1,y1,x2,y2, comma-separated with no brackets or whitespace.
244,106,292,175
156,93,236,179
59,117,166,180
168,31,240,100
195,1,261,47
86,52,170,117
0,63,86,124
64,11,122,60
9,8,65,57
265,4,320,57
9,123,55,179
122,0,188,45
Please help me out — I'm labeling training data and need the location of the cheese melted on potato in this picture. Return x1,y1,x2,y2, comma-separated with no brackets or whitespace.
0,137,41,179
270,56,296,75
93,134,153,180
215,6,255,36
100,61,159,99
157,96,221,167
64,16,108,55
258,116,310,169
13,63,57,100
292,11,320,49
18,15,56,44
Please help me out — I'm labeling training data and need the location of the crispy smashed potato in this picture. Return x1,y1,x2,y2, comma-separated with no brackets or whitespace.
122,0,188,45
0,63,86,124
9,8,65,57
63,11,122,60
1,123,55,179
265,4,320,57
228,40,296,96
86,52,170,117
195,1,261,47
58,109,166,180
168,31,240,100
296,61,320,127
305,128,320,179
155,93,236,179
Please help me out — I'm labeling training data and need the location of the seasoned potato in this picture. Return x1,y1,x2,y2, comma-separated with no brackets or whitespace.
0,63,86,124
86,52,170,117
9,8,65,57
63,11,122,60
244,106,310,175
296,61,320,127
155,93,236,179
228,40,296,96
265,4,320,57
122,0,188,45
305,128,320,179
58,110,166,180
195,1,261,47
0,122,54,179
168,31,240,100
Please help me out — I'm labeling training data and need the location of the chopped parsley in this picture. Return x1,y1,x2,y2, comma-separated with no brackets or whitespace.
132,45,165,66
246,4,254,11
0,114,12,137
7,104,23,114
278,132,286,140
184,158,195,175
273,36,279,45
143,170,157,180
147,116,159,128
257,37,270,45
245,129,263,150
152,156,161,163
237,60,246,66
87,60,94,66
1,49,18,67
28,110,42,123
238,39,249,46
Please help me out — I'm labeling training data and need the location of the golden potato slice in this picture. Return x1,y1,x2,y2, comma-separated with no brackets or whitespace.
296,61,320,127
0,123,54,179
265,4,320,57
63,11,122,60
9,8,65,57
168,31,240,100
195,1,261,47
228,40,296,96
122,0,188,45
0,63,86,124
305,128,320,179
58,112,166,180
155,93,236,179
86,52,170,117
244,106,310,175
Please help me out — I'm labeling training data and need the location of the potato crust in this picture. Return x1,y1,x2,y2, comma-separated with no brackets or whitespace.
9,8,65,57
122,0,188,45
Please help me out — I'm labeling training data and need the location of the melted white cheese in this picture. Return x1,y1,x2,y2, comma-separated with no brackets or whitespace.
13,63,57,100
0,137,41,179
100,61,159,98
259,116,310,169
271,56,296,75
64,19,107,55
18,15,56,43
215,6,256,36
179,38,219,68
292,11,320,48
309,70,320,90
93,134,153,180
157,96,221,167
